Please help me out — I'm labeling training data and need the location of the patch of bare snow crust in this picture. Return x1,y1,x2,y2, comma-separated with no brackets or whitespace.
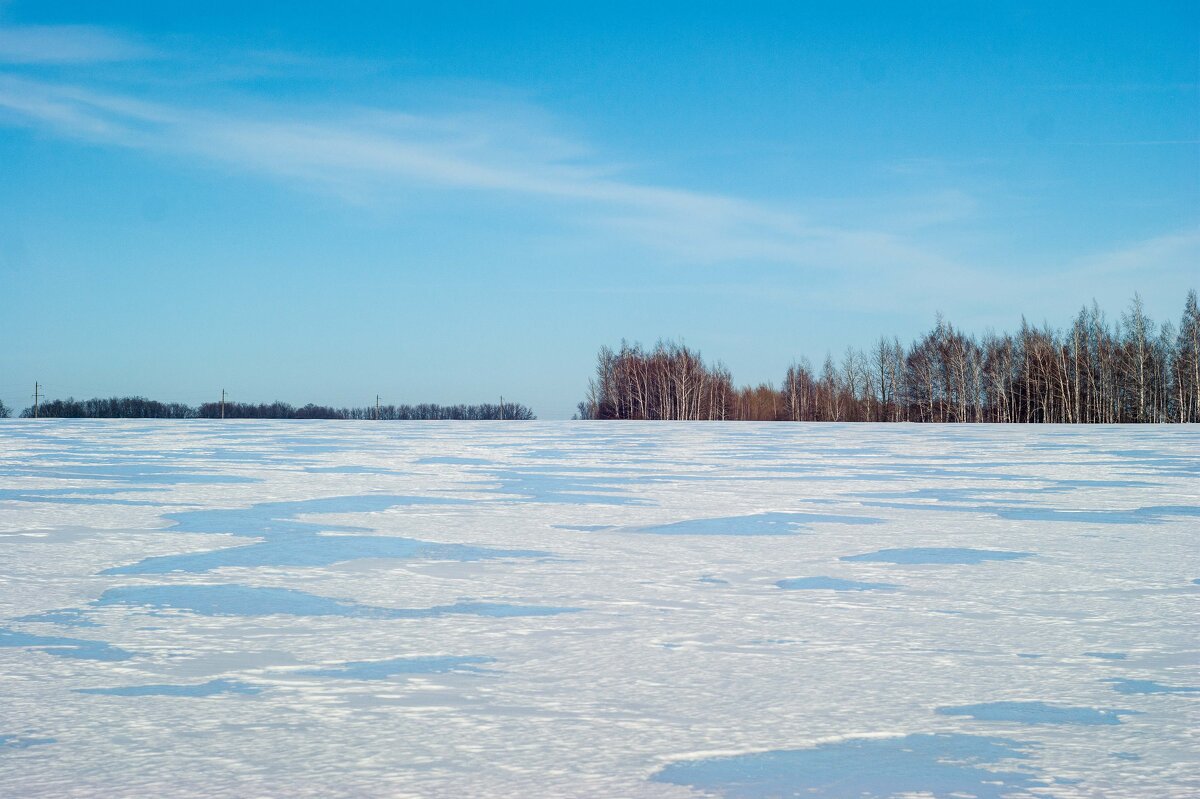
0,420,1197,798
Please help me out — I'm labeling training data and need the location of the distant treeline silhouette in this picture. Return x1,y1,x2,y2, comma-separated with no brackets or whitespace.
579,290,1200,423
195,401,534,420
18,398,534,420
18,397,194,419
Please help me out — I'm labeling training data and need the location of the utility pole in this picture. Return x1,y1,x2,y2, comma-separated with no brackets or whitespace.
32,382,42,419
499,395,504,421
220,389,225,420
375,394,381,421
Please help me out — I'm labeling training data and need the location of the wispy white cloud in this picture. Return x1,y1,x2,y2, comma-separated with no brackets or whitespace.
0,24,152,64
0,71,971,284
1066,227,1200,280
0,27,1191,321
894,226,1200,328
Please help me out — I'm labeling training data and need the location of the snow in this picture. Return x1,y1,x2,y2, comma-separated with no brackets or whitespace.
839,547,1034,564
651,733,1043,799
75,679,262,697
774,576,898,591
1,420,1198,797
934,701,1134,725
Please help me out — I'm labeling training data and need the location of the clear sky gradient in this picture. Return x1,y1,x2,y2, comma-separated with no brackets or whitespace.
1,2,1197,417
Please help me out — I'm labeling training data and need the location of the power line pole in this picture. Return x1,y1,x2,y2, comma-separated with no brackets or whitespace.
499,395,504,421
220,389,225,420
32,382,42,419
375,394,381,421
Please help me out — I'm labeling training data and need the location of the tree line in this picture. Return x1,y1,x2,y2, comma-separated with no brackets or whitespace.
194,401,534,420
578,290,1200,423
16,398,534,420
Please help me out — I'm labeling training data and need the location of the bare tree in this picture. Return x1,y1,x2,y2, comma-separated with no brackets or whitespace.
583,290,1197,424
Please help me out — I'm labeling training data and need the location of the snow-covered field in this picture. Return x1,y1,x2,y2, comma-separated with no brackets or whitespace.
1,421,1197,798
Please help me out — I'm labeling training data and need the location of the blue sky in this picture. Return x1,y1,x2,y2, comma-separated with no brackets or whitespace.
1,2,1196,418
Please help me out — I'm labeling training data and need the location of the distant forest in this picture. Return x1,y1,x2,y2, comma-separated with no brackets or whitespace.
579,291,1200,423
12,398,534,421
